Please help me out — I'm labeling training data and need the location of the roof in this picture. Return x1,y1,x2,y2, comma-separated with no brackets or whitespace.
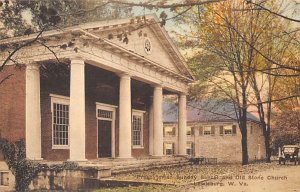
163,100,261,124
0,14,194,81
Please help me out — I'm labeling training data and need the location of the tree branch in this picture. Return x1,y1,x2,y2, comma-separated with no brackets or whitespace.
0,28,45,71
109,0,226,9
0,74,14,85
249,0,300,23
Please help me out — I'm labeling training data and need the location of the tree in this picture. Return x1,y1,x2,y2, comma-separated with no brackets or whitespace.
0,0,133,84
271,111,300,153
0,1,133,190
0,0,298,170
247,17,299,162
180,0,265,165
175,0,299,164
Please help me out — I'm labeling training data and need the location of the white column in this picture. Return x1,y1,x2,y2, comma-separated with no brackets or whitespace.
69,57,86,161
178,93,187,155
119,73,132,158
25,63,42,160
153,85,163,156
149,100,154,155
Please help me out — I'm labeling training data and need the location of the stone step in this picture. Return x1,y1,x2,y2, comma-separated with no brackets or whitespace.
111,159,191,174
76,157,190,176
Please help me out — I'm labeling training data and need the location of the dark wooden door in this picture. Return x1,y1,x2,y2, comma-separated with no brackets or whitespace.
98,120,112,158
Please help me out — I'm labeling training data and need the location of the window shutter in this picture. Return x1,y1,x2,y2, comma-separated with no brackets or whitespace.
191,127,195,135
172,127,176,136
220,126,224,135
211,126,215,135
232,125,237,135
163,143,166,155
199,126,203,136
172,143,175,155
191,142,195,156
163,127,165,137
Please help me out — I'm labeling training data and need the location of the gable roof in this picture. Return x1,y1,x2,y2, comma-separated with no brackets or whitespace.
163,100,260,124
0,14,194,81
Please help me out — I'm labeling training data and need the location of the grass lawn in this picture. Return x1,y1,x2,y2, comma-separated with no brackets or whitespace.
92,162,279,192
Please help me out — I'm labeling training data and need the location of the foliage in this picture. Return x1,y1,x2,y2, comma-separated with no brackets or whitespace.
272,111,300,132
0,0,133,38
0,138,81,192
0,139,46,192
48,161,79,173
174,0,299,164
271,111,300,151
176,0,272,165
271,129,300,152
0,0,133,84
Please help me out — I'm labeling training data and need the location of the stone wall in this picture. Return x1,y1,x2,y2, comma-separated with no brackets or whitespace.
30,167,111,191
163,121,266,162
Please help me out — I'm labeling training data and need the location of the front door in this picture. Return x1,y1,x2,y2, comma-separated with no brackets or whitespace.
98,120,112,158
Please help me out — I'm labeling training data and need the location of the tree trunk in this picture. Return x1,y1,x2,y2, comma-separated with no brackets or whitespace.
240,118,248,165
240,102,249,165
260,121,271,163
264,132,271,163
251,75,272,164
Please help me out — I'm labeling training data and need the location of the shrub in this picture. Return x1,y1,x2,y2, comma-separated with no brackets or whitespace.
0,139,46,192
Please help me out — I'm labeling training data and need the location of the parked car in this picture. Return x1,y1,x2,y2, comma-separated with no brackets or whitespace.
278,145,299,165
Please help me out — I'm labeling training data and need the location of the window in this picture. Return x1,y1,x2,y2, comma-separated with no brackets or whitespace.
186,142,194,156
164,142,174,155
224,126,232,135
51,94,70,148
98,109,113,119
221,124,237,136
186,126,195,136
0,172,9,186
132,110,144,148
203,126,215,135
164,126,175,136
203,126,211,135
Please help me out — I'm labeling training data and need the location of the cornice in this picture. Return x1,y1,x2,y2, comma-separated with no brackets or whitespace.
0,14,194,83
79,29,193,83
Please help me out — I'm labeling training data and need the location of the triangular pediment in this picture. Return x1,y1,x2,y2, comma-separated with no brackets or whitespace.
0,14,193,81
80,15,193,79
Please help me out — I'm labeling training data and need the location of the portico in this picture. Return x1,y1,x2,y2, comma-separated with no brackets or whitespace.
1,15,194,161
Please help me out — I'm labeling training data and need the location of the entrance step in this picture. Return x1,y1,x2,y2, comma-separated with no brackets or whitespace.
86,156,191,175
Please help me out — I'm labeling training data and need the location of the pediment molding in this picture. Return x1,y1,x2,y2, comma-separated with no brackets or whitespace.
0,15,194,81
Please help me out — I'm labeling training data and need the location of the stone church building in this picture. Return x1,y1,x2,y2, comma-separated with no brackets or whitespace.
163,101,266,162
0,14,194,163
